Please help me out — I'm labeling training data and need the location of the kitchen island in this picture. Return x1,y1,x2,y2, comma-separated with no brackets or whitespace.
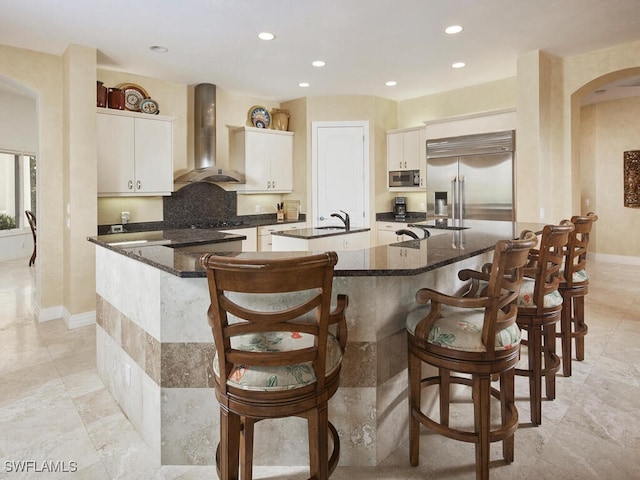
88,220,543,467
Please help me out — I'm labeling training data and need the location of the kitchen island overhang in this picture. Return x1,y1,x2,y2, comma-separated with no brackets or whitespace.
89,220,543,467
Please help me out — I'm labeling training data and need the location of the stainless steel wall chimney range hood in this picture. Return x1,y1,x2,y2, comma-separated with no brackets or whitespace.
174,83,245,184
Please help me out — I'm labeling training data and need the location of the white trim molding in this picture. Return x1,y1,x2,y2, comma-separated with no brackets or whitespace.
63,307,96,329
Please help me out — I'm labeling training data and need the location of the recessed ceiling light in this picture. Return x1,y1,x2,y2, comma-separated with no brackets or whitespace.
312,60,326,67
385,81,397,87
298,82,310,88
452,62,466,69
445,25,463,35
257,32,275,41
149,45,168,53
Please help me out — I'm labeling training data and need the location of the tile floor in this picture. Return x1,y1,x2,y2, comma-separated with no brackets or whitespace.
0,257,639,479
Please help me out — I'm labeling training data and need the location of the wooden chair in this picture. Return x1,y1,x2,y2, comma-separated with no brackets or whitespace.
25,210,37,267
407,231,537,480
557,212,598,377
514,222,574,425
200,252,348,480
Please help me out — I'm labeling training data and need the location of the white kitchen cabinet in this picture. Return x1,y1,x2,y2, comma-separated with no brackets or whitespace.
97,110,174,196
258,222,306,251
219,227,258,252
386,126,426,191
387,242,428,268
231,126,294,194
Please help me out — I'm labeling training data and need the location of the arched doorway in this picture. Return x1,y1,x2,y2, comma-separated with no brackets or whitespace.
570,67,640,261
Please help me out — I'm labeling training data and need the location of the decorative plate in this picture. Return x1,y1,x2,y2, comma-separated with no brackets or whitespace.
140,98,159,115
116,82,149,98
248,105,271,128
123,89,144,111
116,83,149,111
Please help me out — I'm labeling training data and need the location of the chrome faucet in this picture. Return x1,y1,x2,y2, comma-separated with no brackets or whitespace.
407,224,431,238
330,210,350,231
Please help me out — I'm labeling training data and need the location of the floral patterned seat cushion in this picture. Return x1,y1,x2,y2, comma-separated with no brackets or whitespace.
517,277,563,308
213,331,343,392
406,305,521,353
561,269,589,284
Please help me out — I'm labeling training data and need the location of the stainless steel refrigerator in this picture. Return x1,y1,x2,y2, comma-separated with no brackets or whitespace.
426,130,515,224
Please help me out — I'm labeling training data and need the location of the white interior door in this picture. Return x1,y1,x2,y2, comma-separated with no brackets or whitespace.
312,122,369,228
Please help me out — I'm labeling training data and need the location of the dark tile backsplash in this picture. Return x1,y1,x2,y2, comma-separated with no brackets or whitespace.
163,183,237,228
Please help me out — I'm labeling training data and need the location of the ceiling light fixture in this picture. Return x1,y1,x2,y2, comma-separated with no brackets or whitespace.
149,45,168,53
312,60,326,67
385,81,397,87
298,82,310,88
452,62,466,69
257,32,275,41
445,25,463,34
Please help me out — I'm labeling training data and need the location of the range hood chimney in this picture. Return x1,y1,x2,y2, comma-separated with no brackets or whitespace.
174,83,245,184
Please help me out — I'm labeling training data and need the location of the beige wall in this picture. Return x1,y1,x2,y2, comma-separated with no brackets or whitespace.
398,77,517,128
63,45,98,320
580,96,640,257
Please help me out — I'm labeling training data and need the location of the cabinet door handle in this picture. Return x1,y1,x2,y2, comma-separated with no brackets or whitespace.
272,180,275,189
128,180,133,190
136,180,141,190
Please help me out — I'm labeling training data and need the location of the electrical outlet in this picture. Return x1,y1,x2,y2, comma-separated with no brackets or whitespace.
419,202,426,212
255,205,261,213
539,208,545,219
585,198,590,206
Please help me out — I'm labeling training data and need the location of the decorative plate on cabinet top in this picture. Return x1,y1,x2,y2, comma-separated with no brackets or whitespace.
139,98,159,115
116,82,149,97
116,83,149,111
248,105,271,128
123,89,144,111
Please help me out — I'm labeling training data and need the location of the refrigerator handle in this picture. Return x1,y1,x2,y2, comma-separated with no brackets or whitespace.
450,176,457,221
458,175,465,222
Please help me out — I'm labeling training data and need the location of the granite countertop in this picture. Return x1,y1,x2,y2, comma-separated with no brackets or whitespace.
272,227,371,239
89,220,545,279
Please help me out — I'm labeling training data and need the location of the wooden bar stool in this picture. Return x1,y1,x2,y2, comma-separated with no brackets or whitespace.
200,252,348,480
557,212,598,377
406,231,537,480
514,222,574,425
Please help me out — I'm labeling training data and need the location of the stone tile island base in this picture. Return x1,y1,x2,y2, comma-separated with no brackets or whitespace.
95,246,492,466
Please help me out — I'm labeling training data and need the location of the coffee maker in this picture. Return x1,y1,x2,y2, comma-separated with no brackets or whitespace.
393,196,407,221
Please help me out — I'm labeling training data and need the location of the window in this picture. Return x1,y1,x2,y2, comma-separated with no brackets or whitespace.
0,151,36,231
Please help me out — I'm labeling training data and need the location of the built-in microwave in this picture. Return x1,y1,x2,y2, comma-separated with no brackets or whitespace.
389,169,420,188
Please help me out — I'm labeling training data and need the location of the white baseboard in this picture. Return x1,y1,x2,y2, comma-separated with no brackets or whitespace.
63,308,96,329
37,304,63,322
593,252,640,265
35,303,96,329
